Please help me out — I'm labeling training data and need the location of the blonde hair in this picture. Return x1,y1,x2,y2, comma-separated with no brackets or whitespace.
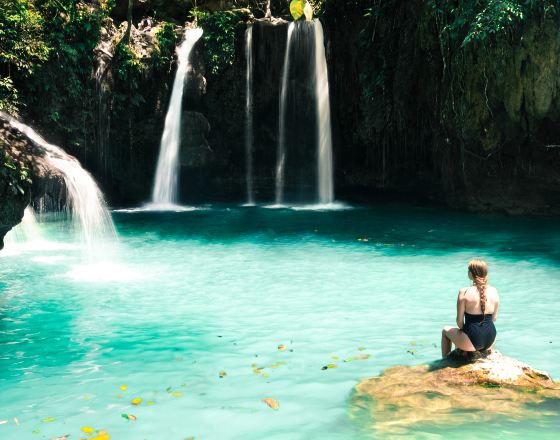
468,258,489,319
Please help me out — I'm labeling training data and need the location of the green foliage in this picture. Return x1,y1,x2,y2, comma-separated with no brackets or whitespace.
430,0,559,48
155,22,179,70
1,151,32,195
192,9,245,76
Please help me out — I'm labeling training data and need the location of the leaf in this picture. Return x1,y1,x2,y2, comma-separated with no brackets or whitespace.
290,0,304,20
91,431,110,440
131,397,142,405
81,426,95,434
120,385,128,391
172,392,183,397
219,371,227,378
262,397,280,410
42,418,56,423
321,364,338,370
121,414,137,421
358,347,366,351
277,344,286,351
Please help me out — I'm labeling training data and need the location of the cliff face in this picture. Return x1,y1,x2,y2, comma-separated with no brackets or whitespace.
2,2,560,215
323,0,560,214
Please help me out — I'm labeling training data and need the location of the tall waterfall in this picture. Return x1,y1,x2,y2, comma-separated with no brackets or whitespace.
314,21,334,204
151,28,203,206
2,112,117,257
276,22,296,205
245,26,255,205
275,20,334,205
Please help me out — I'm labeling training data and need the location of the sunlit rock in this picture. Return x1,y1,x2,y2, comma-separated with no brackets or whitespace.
351,350,560,433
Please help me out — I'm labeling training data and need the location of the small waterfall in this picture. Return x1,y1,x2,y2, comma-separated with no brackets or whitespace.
245,26,255,205
276,22,296,205
151,28,203,207
275,20,334,205
314,21,334,204
2,112,117,257
4,207,42,246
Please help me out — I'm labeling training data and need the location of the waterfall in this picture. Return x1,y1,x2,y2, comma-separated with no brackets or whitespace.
151,28,203,207
314,20,334,204
245,26,255,205
276,22,296,205
1,112,117,257
4,207,42,246
275,20,334,205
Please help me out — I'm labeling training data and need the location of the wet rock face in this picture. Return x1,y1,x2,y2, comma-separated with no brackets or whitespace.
351,350,560,433
0,117,64,249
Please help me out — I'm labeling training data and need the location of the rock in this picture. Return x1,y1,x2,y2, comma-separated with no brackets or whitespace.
0,114,66,249
351,350,560,433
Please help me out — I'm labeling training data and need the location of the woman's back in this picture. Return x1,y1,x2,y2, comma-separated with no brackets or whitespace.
461,285,499,315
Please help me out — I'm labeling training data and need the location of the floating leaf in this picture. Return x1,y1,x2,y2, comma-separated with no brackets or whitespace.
120,385,128,391
219,371,227,378
91,431,110,440
289,0,304,20
131,398,142,405
32,430,40,435
277,344,286,351
276,361,285,366
331,356,339,360
147,401,155,405
321,364,338,370
262,397,280,410
121,414,137,421
304,1,313,21
116,394,122,399
42,418,56,423
81,426,95,434
172,392,183,397
344,355,370,362
357,347,366,351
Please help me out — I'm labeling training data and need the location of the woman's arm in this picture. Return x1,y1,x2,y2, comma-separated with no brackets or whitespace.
492,291,500,322
456,290,465,329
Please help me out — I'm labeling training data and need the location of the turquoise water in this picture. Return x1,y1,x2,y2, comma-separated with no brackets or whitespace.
1,204,560,439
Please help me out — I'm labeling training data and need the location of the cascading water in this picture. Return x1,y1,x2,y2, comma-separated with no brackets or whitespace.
276,22,296,205
314,21,334,204
275,20,334,206
151,28,203,207
1,112,117,257
245,26,255,205
4,206,42,246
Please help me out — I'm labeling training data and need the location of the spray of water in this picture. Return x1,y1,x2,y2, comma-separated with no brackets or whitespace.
1,112,117,258
245,26,255,205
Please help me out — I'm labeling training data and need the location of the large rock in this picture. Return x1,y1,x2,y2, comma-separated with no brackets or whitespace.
351,350,560,433
0,115,64,249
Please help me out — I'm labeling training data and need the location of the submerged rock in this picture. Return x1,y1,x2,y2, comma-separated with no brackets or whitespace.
351,350,560,433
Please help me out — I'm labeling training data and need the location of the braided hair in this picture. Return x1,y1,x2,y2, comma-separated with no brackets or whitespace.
468,259,489,323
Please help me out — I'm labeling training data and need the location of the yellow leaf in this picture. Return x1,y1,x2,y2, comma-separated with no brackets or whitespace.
289,0,304,20
331,356,339,360
91,431,110,440
131,397,142,405
262,397,280,410
81,426,95,434
321,364,337,370
172,392,183,397
120,385,127,391
42,418,56,423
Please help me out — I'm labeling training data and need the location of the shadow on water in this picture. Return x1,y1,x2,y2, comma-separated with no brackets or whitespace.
113,203,560,263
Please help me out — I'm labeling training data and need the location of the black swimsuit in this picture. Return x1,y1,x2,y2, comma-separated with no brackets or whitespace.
462,312,497,350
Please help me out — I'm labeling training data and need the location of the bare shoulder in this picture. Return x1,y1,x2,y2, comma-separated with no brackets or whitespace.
458,287,469,298
488,285,499,299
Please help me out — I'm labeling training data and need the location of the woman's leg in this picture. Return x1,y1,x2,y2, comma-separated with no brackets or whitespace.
441,326,476,357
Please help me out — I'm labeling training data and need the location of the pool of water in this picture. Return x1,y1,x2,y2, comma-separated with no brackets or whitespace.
1,204,559,439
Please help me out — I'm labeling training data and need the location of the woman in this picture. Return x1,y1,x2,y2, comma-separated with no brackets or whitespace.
441,258,499,357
